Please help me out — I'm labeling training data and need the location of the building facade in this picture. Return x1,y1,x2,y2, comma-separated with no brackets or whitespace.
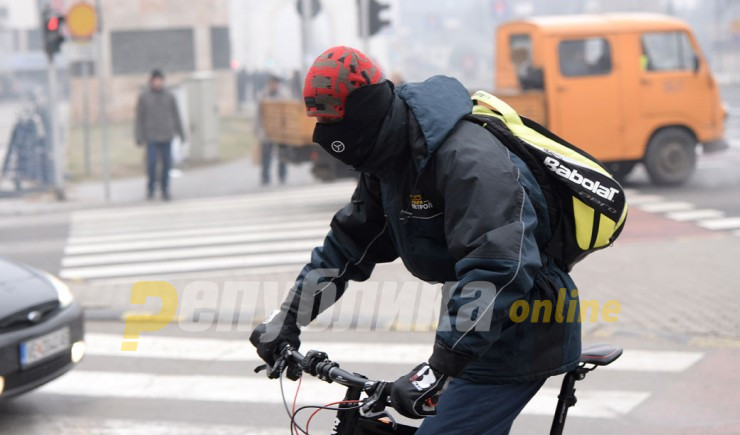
66,0,234,122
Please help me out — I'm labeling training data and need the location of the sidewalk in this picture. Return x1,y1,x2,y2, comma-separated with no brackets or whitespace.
0,157,317,216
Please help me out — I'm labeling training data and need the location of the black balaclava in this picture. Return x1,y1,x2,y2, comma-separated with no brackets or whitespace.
312,81,395,168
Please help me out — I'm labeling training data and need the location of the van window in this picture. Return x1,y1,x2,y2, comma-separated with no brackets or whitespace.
558,38,612,77
510,34,544,89
641,31,696,71
510,34,532,66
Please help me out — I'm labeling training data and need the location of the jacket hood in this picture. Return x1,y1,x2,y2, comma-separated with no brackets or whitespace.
396,76,473,169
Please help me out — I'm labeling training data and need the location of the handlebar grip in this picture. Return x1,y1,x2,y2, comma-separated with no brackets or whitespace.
284,347,372,389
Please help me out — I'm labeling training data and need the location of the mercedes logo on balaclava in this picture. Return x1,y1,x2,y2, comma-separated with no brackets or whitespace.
331,141,345,153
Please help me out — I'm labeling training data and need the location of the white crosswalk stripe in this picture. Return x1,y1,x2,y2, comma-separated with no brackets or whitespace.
60,182,356,282
627,189,740,237
665,209,725,222
29,331,706,431
40,371,650,420
2,417,282,435
87,333,705,372
697,216,740,231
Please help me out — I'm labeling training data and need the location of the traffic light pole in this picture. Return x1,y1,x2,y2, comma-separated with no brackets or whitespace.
46,53,65,200
359,0,370,53
299,0,311,81
95,0,110,201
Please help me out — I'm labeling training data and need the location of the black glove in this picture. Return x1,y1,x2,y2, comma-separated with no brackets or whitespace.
249,309,301,367
390,362,449,419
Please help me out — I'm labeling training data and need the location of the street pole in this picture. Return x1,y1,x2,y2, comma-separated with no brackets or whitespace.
359,0,370,54
46,53,65,200
81,57,91,176
300,0,311,81
95,0,110,201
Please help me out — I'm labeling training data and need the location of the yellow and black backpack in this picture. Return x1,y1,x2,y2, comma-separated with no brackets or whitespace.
466,91,628,271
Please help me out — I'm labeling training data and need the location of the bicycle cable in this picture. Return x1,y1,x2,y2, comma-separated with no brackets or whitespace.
305,400,362,434
280,369,307,435
292,401,362,435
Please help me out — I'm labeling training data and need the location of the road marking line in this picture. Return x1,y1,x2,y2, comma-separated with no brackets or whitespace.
68,211,334,238
624,194,664,206
600,350,703,372
638,201,694,213
59,252,310,280
665,209,725,222
62,239,322,267
522,388,650,418
84,334,432,364
69,199,341,229
38,371,648,419
83,334,705,372
71,185,355,222
5,418,283,435
697,217,740,231
86,264,305,285
64,228,329,255
67,219,330,245
38,371,340,405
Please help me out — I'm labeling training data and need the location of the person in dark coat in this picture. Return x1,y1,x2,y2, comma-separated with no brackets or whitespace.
135,69,185,200
251,46,581,434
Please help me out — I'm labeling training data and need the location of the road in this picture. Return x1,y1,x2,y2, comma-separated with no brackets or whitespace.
1,171,739,434
2,90,740,434
1,321,735,435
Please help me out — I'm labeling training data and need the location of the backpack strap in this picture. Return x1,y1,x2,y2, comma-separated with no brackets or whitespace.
463,114,569,269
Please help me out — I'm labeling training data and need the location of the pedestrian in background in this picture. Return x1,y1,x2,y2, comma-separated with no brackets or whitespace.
135,69,185,201
255,74,290,186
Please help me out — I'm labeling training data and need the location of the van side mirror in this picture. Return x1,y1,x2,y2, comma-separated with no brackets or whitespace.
692,55,700,73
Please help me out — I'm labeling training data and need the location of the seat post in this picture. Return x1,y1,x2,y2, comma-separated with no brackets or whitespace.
549,369,582,435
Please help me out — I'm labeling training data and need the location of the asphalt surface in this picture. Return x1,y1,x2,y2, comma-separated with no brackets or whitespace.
1,87,739,434
1,173,739,434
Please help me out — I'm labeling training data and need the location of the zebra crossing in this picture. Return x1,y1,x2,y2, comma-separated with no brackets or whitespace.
624,188,740,236
14,327,703,434
58,182,740,284
60,181,358,283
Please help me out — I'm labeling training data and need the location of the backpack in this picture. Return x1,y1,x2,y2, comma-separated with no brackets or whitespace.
465,90,628,271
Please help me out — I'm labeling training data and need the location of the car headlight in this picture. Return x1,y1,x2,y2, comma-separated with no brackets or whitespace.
45,273,75,308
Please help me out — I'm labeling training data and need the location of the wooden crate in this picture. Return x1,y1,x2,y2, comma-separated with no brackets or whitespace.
261,100,316,146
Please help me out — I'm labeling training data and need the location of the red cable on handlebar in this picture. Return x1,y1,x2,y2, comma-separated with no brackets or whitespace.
305,400,361,434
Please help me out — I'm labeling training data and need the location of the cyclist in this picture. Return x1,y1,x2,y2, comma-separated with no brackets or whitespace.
250,46,582,434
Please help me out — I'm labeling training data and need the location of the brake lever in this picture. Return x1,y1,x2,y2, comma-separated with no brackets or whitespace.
360,381,397,429
253,345,301,380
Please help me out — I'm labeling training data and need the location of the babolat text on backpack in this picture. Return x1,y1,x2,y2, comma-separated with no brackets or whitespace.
465,90,628,270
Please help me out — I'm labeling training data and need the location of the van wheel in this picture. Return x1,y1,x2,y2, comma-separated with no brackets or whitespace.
644,129,697,186
604,161,637,182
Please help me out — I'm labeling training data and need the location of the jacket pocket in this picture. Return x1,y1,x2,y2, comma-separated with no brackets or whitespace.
409,212,445,239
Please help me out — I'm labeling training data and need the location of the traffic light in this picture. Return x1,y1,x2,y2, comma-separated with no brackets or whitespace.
368,0,390,36
357,0,391,37
43,9,65,59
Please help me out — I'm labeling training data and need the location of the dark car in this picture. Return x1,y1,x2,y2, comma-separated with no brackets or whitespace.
0,257,85,398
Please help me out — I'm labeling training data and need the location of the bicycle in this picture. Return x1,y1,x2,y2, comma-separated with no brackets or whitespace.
256,343,623,435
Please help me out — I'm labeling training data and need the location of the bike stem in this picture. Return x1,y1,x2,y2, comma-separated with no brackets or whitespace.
332,384,364,435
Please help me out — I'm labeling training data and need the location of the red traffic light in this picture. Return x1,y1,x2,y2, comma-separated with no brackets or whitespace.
47,16,59,31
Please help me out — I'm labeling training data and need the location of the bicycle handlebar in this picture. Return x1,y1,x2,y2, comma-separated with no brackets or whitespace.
285,347,378,391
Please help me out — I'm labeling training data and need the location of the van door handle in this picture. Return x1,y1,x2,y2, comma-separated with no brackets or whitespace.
556,86,567,92
640,79,651,86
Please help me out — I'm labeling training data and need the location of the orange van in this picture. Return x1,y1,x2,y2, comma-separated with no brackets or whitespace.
495,13,728,185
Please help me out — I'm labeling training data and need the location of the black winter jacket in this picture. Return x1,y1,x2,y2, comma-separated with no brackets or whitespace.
279,76,581,383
